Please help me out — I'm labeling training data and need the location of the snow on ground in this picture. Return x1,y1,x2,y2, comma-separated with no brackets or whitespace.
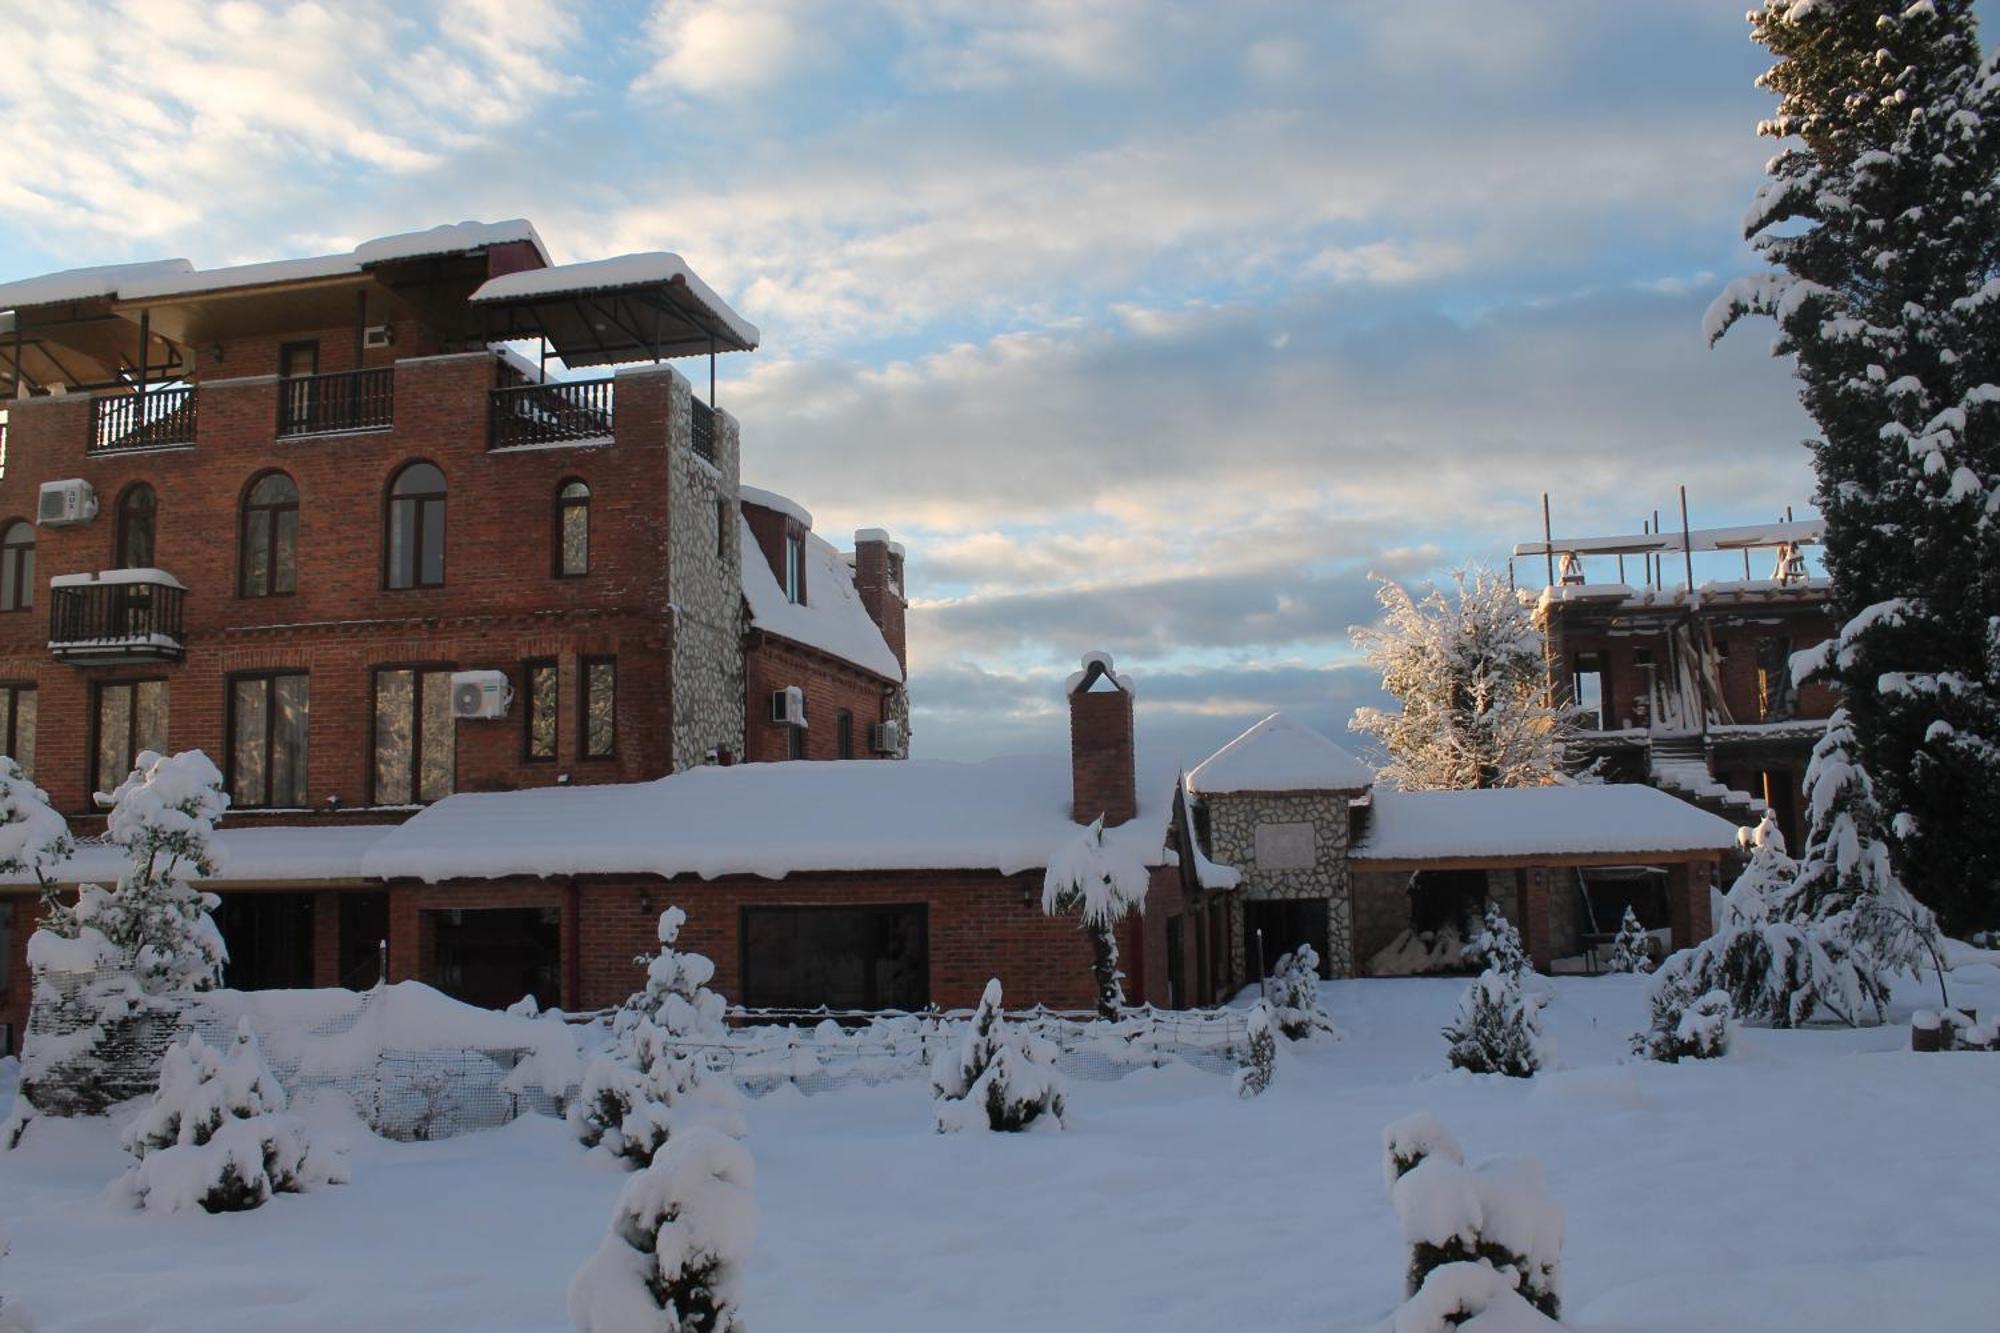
5,965,1998,1332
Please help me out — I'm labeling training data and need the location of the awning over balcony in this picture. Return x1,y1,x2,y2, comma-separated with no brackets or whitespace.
468,253,759,365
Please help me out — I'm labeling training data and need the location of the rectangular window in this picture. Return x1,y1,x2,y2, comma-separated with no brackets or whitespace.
373,667,454,804
716,499,732,560
786,723,806,760
93,679,168,796
0,684,35,778
740,904,930,1010
524,658,558,762
1756,636,1797,721
836,710,853,760
1571,652,1610,730
229,673,309,808
784,533,804,604
581,656,616,759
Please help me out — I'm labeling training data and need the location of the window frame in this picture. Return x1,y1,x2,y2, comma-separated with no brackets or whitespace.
225,670,311,809
786,722,806,760
522,657,559,763
836,709,854,760
0,519,33,612
553,479,591,579
114,482,158,570
383,460,447,591
239,470,301,598
90,677,169,799
579,655,617,761
783,530,805,604
0,681,36,777
369,661,457,805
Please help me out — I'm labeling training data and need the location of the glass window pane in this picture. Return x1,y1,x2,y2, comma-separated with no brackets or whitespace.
561,503,588,576
585,660,615,757
136,680,168,757
243,512,270,597
388,500,415,588
274,509,298,594
419,671,454,801
232,679,268,806
15,688,33,779
1,546,16,611
273,675,309,806
419,498,445,585
374,670,413,802
16,541,30,611
0,691,12,763
97,686,132,793
529,664,557,760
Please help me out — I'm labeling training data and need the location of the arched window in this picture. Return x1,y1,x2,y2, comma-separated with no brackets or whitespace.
556,479,590,577
240,471,300,597
116,483,157,569
0,521,33,612
385,462,445,589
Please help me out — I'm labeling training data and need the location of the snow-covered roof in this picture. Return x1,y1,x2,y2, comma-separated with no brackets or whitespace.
364,757,1175,885
1350,785,1742,864
1187,713,1374,796
739,516,903,682
1,824,394,887
738,484,813,529
0,258,194,311
470,252,758,350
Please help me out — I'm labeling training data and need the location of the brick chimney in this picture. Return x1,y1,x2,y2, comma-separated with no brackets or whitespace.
851,528,908,678
1068,651,1136,828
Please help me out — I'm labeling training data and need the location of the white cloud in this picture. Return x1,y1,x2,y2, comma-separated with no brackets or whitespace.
631,0,818,98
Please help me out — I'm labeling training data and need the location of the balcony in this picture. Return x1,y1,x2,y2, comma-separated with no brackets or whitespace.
48,570,187,664
278,367,394,437
90,386,198,453
488,378,615,450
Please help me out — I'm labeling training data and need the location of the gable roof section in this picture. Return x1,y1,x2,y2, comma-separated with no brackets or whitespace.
739,515,902,682
1187,712,1374,795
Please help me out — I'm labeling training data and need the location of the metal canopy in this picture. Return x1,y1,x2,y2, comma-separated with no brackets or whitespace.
473,275,755,367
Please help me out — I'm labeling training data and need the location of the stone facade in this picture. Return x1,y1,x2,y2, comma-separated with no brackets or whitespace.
1201,791,1357,978
659,367,746,773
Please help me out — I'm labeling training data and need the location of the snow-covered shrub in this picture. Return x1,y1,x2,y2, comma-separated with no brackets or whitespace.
1041,817,1150,1020
1633,976,1733,1063
0,757,74,934
1382,1113,1563,1327
932,979,1066,1133
1465,904,1528,977
574,1018,744,1170
91,751,231,991
118,1020,344,1214
570,1125,756,1333
614,908,728,1055
1442,965,1545,1078
1267,944,1336,1039
1234,1001,1276,1099
1604,906,1654,974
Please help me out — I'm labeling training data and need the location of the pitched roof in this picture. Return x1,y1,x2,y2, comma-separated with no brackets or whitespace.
1350,784,1742,863
1186,712,1374,795
738,514,903,682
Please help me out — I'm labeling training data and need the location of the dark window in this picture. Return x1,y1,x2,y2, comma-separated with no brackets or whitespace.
338,892,390,990
0,521,33,612
556,480,590,577
228,672,309,808
0,683,35,777
524,658,558,762
1244,899,1333,979
373,666,454,804
783,532,804,604
836,709,854,759
1757,636,1797,720
716,499,731,559
240,471,299,597
214,892,316,990
385,462,445,589
116,483,157,569
278,340,319,379
581,656,615,759
740,904,929,1010
431,906,560,1010
93,679,168,796
786,723,806,760
1165,915,1186,1008
1572,652,1610,729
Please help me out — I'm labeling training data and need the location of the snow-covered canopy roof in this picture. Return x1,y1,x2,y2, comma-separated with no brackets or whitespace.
363,757,1176,885
470,252,758,356
1350,785,1741,865
0,258,195,311
1187,713,1374,796
0,824,394,887
739,515,903,682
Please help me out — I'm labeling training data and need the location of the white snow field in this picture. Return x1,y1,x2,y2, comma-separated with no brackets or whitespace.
5,965,1998,1332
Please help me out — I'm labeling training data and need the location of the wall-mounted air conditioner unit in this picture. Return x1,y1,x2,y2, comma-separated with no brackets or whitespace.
770,686,806,726
870,720,902,754
363,324,394,349
450,670,513,720
37,479,97,526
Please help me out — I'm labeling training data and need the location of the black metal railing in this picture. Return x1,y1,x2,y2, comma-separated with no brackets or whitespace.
691,396,716,465
488,379,615,450
90,386,198,452
277,367,394,437
48,576,186,662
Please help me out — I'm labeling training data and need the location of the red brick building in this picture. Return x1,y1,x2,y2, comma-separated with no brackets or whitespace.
0,221,914,1048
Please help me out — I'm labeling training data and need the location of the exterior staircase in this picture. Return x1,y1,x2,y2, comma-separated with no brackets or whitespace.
1647,733,1766,828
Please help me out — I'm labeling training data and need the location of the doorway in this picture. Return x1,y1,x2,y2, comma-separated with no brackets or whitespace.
1243,898,1332,978
430,906,561,1010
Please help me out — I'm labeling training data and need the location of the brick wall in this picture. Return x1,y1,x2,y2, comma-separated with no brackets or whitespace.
741,634,896,762
1068,682,1136,827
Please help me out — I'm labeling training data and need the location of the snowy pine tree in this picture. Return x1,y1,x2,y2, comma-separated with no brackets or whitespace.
1708,0,2000,936
0,758,73,940
1465,903,1529,978
1442,964,1546,1078
1633,977,1734,1063
86,750,231,991
1266,944,1337,1039
573,1019,746,1170
1605,906,1655,974
1235,1001,1276,1098
569,1126,756,1333
932,979,1067,1133
614,907,728,1055
1041,817,1150,1020
1349,568,1573,790
118,1020,345,1214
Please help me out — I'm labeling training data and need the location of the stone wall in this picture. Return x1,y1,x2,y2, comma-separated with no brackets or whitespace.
660,369,746,772
1202,791,1356,978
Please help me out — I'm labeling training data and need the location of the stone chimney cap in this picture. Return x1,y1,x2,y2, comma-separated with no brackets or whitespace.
1066,650,1135,698
853,527,905,557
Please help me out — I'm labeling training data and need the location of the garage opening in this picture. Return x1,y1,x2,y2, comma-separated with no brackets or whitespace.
740,904,928,1012
1243,898,1331,978
215,892,316,990
431,906,561,1010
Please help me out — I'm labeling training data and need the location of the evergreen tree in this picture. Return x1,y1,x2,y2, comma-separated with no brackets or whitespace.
1604,906,1655,974
1442,965,1546,1078
0,758,73,939
1633,977,1734,1063
614,907,728,1055
573,1019,745,1170
932,979,1067,1132
1041,818,1150,1020
1349,568,1572,790
87,750,230,991
1465,903,1529,978
1708,0,2000,934
1266,944,1338,1039
1234,1001,1276,1098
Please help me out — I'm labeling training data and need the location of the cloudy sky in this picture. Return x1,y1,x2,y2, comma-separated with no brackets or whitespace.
1,0,1921,768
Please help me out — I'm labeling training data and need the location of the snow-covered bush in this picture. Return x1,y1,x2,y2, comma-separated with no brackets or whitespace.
0,757,74,932
1381,1113,1563,1328
118,1020,345,1214
1633,978,1733,1064
1267,943,1337,1039
1235,1001,1275,1099
1604,906,1654,974
91,751,231,991
1041,817,1150,1019
1442,965,1545,1078
573,1019,745,1170
569,1125,756,1333
1464,904,1528,978
933,979,1067,1133
614,908,728,1054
